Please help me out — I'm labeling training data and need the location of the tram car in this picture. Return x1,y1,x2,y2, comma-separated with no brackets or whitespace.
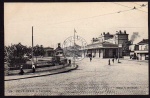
52,43,67,65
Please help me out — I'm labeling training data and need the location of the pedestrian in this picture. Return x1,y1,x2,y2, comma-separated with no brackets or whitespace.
32,64,35,73
90,57,92,62
69,59,71,66
112,58,114,64
89,54,92,62
108,59,110,65
19,65,24,75
115,56,117,61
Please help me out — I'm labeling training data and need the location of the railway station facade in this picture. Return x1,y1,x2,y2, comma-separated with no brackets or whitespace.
84,30,129,58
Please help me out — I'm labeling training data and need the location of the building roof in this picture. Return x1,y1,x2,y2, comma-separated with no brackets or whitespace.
104,34,114,37
86,41,118,49
137,39,148,45
116,30,129,35
44,47,54,51
102,41,118,47
55,47,63,51
63,43,81,50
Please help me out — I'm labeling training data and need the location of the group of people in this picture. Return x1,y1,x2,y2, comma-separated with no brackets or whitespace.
19,63,35,75
88,54,119,66
89,54,118,62
108,56,118,65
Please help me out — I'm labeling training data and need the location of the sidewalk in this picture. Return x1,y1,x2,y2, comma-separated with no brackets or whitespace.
5,64,78,81
7,64,68,75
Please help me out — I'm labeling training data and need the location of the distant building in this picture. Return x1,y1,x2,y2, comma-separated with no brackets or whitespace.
98,32,114,43
44,47,54,57
135,39,149,60
85,30,128,58
85,41,122,58
129,39,149,60
63,43,82,57
114,30,129,45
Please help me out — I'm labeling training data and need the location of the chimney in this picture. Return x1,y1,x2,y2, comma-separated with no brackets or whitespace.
124,30,126,34
58,43,60,47
119,30,122,34
93,38,95,41
103,32,105,35
107,32,109,34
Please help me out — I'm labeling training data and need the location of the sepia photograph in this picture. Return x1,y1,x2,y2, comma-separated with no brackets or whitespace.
4,2,148,96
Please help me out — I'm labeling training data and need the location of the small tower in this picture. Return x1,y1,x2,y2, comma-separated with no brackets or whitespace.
115,30,129,45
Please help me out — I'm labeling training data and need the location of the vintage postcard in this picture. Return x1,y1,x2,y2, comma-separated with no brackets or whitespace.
4,2,148,96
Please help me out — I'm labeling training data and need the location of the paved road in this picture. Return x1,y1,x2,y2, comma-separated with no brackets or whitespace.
5,58,148,95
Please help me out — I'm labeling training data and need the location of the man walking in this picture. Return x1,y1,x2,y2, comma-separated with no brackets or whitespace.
108,59,110,65
69,59,71,66
112,58,114,64
90,56,92,62
115,56,117,61
89,54,92,62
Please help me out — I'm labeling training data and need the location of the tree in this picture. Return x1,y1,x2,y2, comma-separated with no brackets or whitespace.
33,45,45,56
5,43,29,67
33,44,45,64
5,43,46,67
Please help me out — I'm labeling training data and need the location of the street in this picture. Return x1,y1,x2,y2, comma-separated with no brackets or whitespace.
5,58,148,95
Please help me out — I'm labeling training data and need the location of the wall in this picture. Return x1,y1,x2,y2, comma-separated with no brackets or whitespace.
115,34,128,45
139,44,148,51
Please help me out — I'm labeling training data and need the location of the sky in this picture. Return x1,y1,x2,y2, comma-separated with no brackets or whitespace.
4,2,148,48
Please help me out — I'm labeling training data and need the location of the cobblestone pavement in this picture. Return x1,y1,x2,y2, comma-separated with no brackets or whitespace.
5,58,148,95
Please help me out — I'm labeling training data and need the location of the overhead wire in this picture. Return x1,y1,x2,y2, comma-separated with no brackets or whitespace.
47,3,148,26
48,11,119,26
133,3,148,8
132,2,148,8
112,2,148,13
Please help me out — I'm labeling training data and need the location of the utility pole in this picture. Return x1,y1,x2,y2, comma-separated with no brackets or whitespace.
32,26,34,65
73,29,75,67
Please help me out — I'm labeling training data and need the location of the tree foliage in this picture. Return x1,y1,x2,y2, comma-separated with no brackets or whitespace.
4,43,45,67
33,45,45,56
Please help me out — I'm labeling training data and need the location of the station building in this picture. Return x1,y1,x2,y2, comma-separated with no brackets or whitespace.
85,30,129,58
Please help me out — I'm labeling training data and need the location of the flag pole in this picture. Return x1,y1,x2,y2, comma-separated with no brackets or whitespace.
118,35,120,63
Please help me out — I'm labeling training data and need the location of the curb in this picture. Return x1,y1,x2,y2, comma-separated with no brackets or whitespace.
5,65,78,81
7,64,69,76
